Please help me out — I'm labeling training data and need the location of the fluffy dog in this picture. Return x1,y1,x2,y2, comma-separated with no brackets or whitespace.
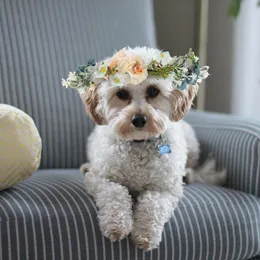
77,47,225,250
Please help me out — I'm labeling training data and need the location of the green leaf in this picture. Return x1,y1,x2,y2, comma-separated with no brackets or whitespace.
258,1,260,6
228,0,242,19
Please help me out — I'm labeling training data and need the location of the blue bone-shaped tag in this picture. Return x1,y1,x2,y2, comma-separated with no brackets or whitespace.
158,144,171,156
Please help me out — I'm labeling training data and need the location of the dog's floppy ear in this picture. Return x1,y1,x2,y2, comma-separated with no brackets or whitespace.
80,86,105,125
170,84,198,121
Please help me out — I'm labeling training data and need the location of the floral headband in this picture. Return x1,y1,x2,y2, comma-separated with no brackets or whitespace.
62,47,209,92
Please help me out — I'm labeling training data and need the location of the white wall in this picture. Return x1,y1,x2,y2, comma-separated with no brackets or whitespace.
206,0,260,119
230,0,260,119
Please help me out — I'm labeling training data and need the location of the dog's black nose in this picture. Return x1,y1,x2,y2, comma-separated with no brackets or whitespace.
132,114,147,128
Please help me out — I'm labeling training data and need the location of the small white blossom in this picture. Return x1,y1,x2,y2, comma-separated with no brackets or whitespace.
199,66,210,79
61,79,69,88
190,73,197,81
67,71,77,82
186,58,193,67
155,51,172,65
91,74,104,84
182,67,188,74
110,73,127,87
95,63,108,78
194,56,199,62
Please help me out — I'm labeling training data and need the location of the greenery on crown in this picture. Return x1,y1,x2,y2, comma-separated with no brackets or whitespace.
76,58,96,74
62,48,207,91
147,49,200,90
148,49,198,80
69,58,97,89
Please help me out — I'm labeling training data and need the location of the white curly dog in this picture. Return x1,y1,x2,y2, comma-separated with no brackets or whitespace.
79,47,226,250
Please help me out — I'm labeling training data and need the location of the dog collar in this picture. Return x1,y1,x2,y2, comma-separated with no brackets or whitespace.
131,136,171,155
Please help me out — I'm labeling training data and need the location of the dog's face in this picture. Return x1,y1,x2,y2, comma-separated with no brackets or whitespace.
81,76,197,141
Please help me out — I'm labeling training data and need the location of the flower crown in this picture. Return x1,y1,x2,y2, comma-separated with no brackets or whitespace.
62,47,209,92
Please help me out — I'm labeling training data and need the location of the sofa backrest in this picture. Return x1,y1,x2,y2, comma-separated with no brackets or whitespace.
0,0,156,168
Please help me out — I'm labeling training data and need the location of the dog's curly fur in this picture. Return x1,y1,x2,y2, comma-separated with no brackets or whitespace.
80,47,226,250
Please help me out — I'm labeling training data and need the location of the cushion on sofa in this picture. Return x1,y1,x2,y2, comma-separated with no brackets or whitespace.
0,169,259,260
0,104,42,190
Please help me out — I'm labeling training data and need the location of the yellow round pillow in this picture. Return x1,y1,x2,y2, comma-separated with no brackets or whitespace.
0,104,42,190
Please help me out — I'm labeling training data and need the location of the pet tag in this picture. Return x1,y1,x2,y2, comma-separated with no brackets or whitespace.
158,144,171,156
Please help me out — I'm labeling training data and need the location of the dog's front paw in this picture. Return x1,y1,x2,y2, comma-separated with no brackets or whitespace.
106,228,129,242
102,222,132,242
99,210,133,242
132,235,151,250
131,228,160,250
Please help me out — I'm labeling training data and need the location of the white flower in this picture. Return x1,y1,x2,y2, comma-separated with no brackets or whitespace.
61,79,69,88
67,71,77,82
110,73,128,87
199,66,210,79
155,51,172,65
186,58,193,67
95,63,108,78
91,63,109,84
182,67,188,74
190,73,197,81
194,56,199,62
62,71,78,88
91,75,104,84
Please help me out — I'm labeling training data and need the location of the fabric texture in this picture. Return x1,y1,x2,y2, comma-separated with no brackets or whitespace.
1,0,260,259
0,169,259,260
0,0,156,169
0,104,41,190
185,110,260,197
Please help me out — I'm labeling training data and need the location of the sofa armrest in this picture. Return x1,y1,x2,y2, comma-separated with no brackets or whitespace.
185,110,260,197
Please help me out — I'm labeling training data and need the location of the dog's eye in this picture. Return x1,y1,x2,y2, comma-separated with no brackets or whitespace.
147,86,160,98
116,89,130,100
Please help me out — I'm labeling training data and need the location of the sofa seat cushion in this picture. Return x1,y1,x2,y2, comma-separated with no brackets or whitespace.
0,169,259,260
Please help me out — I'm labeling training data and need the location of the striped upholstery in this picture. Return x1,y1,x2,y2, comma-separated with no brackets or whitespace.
1,0,260,259
0,169,259,260
185,110,260,197
0,0,156,169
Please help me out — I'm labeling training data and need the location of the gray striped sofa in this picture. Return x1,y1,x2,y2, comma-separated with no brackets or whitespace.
0,0,259,259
